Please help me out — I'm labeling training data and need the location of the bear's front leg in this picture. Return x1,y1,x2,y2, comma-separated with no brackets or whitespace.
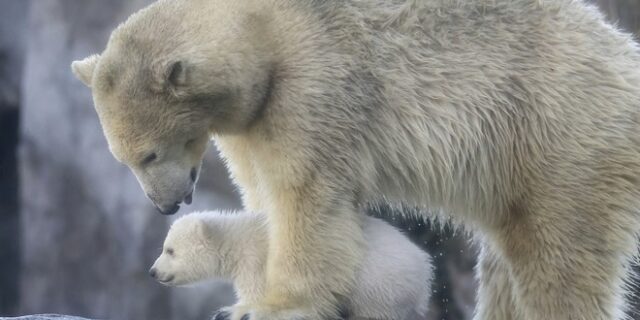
245,179,365,320
474,243,517,320
211,304,254,320
211,306,234,320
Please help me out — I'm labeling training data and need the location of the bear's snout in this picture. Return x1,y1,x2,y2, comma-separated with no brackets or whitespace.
148,191,195,215
149,267,175,283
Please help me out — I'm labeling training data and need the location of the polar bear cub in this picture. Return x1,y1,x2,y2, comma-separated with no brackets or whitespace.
150,211,433,320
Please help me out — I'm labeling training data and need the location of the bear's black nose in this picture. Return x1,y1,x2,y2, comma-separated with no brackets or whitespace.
149,268,157,279
156,202,180,215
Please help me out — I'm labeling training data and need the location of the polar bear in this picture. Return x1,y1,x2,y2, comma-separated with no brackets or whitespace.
149,211,433,320
72,0,640,319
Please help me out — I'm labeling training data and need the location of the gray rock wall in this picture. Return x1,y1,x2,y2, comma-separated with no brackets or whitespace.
0,0,29,316
0,0,28,110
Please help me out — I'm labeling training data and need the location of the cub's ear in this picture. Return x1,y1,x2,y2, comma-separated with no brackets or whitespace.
71,54,101,87
193,219,211,237
152,59,188,96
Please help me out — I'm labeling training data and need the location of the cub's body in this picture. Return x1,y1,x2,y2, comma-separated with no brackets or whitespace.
150,211,433,320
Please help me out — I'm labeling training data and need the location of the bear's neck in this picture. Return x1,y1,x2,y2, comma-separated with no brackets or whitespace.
214,213,269,302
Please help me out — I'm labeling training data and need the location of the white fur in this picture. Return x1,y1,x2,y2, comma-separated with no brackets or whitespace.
152,211,433,320
151,211,433,320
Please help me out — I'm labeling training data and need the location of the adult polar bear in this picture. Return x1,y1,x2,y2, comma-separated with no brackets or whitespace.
72,0,640,319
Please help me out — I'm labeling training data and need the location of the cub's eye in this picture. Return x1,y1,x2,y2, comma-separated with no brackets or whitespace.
141,153,157,166
185,138,196,148
165,248,174,256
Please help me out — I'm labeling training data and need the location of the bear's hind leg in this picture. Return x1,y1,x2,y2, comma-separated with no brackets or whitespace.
493,201,634,320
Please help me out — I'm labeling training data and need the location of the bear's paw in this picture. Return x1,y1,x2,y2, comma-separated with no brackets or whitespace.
242,308,332,320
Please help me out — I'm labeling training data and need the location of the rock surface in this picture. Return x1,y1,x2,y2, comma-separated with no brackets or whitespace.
1,315,95,320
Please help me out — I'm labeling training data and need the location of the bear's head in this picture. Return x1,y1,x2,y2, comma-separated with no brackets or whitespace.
149,213,222,286
71,2,273,214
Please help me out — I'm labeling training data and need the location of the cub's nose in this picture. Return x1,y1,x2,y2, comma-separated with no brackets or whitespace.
149,267,157,279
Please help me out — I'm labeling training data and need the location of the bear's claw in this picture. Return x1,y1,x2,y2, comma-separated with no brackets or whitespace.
212,310,231,320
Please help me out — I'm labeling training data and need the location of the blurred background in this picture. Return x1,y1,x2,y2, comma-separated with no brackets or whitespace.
1,1,639,319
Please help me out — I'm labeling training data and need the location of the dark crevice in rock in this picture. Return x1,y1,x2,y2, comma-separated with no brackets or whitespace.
0,107,20,316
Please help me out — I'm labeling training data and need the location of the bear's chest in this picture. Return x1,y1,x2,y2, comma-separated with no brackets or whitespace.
215,133,312,209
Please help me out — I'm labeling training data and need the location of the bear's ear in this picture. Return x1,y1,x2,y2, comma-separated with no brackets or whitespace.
193,219,211,238
153,59,188,95
71,54,101,87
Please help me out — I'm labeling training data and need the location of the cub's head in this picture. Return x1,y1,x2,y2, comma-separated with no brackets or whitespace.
71,2,273,214
149,213,220,286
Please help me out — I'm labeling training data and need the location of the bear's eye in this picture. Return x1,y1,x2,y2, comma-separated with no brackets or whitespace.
185,138,196,149
141,153,157,166
165,248,174,256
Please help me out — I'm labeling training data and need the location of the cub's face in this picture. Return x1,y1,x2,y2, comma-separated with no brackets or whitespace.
150,217,215,286
71,30,272,214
